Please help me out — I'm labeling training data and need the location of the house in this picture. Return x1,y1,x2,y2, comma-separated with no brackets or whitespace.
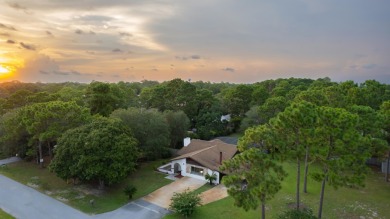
158,138,237,184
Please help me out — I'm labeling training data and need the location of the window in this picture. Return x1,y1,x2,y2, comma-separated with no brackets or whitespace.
190,166,204,176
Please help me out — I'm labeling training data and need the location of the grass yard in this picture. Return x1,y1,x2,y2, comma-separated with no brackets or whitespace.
193,183,215,195
0,159,172,214
0,208,14,219
165,161,390,219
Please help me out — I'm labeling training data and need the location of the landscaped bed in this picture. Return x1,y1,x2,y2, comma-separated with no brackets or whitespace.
0,159,172,214
164,161,390,219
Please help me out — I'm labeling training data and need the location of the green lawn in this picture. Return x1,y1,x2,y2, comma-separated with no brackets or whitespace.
165,161,390,219
0,159,172,214
193,183,214,195
0,209,14,219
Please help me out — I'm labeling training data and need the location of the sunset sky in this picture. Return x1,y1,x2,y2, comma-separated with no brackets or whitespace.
0,0,389,83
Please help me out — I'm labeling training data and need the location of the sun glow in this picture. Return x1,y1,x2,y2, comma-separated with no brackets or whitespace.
0,65,10,73
0,64,14,79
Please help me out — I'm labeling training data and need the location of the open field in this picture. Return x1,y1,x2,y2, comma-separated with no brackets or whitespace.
0,160,172,214
165,161,390,219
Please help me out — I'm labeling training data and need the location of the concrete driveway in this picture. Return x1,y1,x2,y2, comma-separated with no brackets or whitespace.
143,177,205,208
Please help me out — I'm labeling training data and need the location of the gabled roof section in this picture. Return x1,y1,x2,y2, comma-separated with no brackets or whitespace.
172,139,237,171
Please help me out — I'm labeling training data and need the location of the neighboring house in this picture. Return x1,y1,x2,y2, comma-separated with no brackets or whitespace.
158,138,237,184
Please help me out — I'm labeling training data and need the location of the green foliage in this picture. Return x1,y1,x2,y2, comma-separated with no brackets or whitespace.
221,85,253,119
348,105,388,157
140,79,198,120
278,208,317,219
251,85,270,106
313,106,371,218
111,108,170,160
240,106,262,131
170,189,201,218
195,108,226,140
164,110,190,148
220,148,286,219
271,101,317,159
380,101,390,146
124,184,137,199
260,96,290,117
20,101,91,143
85,81,121,117
0,108,29,158
49,117,139,188
313,107,370,189
204,173,217,185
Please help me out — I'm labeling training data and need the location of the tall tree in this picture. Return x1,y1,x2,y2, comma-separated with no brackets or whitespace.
164,110,190,148
221,84,253,117
251,85,270,106
50,117,139,189
380,101,390,182
313,107,370,219
270,101,317,208
220,148,286,219
357,80,390,110
111,108,170,160
259,96,290,123
85,81,119,117
348,105,388,158
195,108,226,140
0,108,30,157
19,101,91,167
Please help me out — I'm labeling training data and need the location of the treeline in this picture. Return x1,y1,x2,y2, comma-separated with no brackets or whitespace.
0,78,389,189
1,78,389,157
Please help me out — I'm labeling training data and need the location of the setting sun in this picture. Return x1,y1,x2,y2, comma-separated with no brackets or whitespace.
0,64,14,79
0,65,10,73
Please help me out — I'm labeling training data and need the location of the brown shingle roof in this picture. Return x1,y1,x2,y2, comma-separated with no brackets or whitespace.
172,139,237,171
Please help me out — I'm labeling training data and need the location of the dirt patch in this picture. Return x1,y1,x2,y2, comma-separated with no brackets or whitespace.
27,182,39,188
73,185,104,196
335,201,381,219
56,196,69,202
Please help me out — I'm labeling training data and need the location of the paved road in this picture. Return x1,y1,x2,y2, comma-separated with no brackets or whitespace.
95,199,170,219
0,174,89,219
0,157,171,219
0,156,21,165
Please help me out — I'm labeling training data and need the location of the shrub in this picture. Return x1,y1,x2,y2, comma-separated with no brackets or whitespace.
278,208,317,219
170,189,201,217
205,173,217,185
124,184,137,199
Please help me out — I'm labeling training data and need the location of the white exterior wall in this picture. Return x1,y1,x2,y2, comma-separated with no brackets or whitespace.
207,169,220,184
163,158,221,184
171,158,187,176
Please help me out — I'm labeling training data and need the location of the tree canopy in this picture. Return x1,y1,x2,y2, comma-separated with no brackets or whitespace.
49,117,139,188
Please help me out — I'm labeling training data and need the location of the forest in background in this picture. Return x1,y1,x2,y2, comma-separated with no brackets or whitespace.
0,77,389,190
0,77,389,159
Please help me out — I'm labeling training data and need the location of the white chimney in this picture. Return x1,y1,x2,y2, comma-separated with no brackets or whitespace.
183,137,191,147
